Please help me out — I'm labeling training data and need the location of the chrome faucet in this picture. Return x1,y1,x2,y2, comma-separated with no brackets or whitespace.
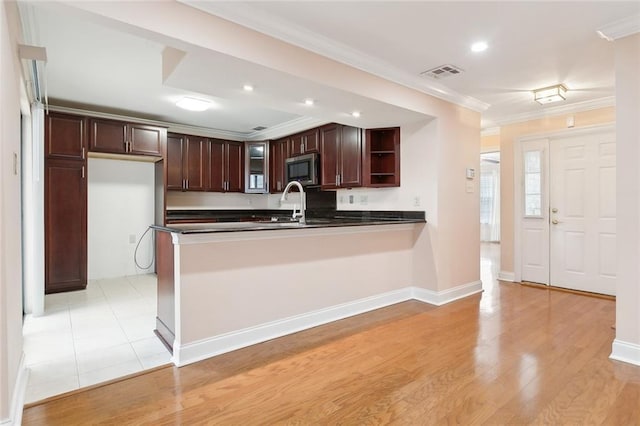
280,181,306,224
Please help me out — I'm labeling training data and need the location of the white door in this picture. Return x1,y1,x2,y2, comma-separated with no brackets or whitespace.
521,139,550,284
549,133,616,295
519,129,616,295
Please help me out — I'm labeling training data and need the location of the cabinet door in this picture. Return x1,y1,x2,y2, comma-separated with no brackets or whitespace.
89,118,127,154
185,136,207,191
207,139,225,192
290,134,304,156
45,112,87,160
166,133,184,191
128,124,164,157
226,141,244,192
320,124,340,189
302,128,320,153
269,138,289,192
45,160,87,293
339,126,362,188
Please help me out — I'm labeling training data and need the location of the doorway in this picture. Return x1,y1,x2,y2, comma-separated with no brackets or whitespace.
517,125,616,295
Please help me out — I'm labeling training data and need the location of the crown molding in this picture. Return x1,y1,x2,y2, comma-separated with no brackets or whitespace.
481,127,500,137
492,96,615,127
17,1,39,45
180,1,489,113
596,14,640,41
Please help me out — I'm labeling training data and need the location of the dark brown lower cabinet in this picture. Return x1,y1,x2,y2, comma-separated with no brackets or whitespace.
45,159,87,293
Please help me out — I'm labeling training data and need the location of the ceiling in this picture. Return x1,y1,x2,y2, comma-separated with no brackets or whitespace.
20,1,639,138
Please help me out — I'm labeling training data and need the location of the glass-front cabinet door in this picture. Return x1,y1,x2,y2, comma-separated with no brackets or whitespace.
245,141,269,193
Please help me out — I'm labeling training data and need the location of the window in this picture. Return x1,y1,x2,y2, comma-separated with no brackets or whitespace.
524,150,543,217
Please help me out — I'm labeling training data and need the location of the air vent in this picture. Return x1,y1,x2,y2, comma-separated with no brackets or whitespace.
252,126,267,131
420,64,464,79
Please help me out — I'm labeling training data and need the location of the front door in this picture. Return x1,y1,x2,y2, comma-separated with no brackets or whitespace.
549,133,616,295
519,128,616,295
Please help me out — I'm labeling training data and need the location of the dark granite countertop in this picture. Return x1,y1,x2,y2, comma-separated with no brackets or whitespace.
155,209,425,234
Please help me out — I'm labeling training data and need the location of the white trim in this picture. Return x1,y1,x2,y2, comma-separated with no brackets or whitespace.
172,281,482,366
0,355,28,426
610,339,640,366
597,15,640,41
493,96,615,127
412,281,483,306
180,1,489,113
481,127,500,137
174,287,413,366
498,271,516,282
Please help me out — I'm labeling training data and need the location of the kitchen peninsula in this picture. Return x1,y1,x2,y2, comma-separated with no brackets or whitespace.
152,210,426,366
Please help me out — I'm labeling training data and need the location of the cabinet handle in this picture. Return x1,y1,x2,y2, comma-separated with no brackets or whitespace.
301,142,305,153
81,166,85,179
186,179,189,189
82,147,85,160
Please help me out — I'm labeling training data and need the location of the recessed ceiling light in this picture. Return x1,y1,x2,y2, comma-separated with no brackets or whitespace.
243,84,254,92
175,97,212,112
304,99,314,106
471,41,488,53
351,111,361,118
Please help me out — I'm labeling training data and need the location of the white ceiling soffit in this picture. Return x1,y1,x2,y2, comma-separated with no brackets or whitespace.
179,0,490,113
163,46,431,130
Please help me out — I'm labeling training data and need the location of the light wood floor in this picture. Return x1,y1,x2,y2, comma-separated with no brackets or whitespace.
23,282,640,425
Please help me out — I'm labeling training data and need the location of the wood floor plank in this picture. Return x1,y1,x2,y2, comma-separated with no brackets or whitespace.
23,281,640,425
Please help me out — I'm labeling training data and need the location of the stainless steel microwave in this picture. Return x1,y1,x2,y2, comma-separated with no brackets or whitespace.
285,153,319,186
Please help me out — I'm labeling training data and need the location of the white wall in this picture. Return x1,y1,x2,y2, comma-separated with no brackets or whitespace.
0,1,26,423
613,32,640,365
88,158,155,279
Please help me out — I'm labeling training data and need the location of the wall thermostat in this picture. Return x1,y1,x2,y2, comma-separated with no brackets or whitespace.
466,168,475,179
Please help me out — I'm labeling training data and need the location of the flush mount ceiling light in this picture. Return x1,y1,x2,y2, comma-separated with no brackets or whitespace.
534,84,568,104
243,84,254,92
470,41,488,52
176,97,212,112
351,111,361,118
304,98,314,106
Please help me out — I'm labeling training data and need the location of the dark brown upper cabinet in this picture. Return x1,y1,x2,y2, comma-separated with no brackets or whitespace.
269,137,290,193
320,124,362,189
207,139,244,193
45,112,87,161
290,128,319,157
166,133,207,191
363,127,401,187
89,118,165,157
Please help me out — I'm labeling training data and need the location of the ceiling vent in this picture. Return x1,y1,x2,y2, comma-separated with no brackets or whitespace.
252,126,268,131
420,64,464,79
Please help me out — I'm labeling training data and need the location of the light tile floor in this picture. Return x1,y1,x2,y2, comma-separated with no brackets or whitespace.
23,274,171,404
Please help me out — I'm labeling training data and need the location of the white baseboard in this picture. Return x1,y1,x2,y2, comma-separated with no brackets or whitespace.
174,281,485,367
498,271,515,282
174,287,413,366
610,339,640,366
0,354,28,426
412,280,483,306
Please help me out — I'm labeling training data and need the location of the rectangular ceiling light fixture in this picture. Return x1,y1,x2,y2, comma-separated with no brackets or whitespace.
534,84,567,105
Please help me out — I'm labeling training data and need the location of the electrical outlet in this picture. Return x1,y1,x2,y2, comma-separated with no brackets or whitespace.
349,195,354,204
413,196,421,207
129,234,136,244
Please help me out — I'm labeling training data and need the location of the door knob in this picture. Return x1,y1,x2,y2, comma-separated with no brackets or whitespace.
551,208,558,213
552,219,561,225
